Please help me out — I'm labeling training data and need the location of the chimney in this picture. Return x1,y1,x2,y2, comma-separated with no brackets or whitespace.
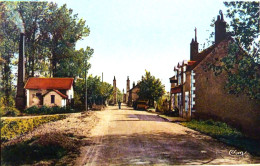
16,33,26,110
190,27,199,61
215,10,226,43
133,81,135,88
113,76,117,104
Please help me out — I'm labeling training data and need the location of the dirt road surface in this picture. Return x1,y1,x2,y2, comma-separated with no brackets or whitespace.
75,105,260,165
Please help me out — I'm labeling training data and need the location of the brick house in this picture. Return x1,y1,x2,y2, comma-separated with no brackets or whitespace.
128,82,140,106
169,12,260,138
24,77,74,107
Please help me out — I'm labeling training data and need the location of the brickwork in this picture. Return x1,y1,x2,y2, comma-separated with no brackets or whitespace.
193,40,260,138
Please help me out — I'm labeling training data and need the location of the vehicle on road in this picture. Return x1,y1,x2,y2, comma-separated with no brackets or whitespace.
136,100,148,110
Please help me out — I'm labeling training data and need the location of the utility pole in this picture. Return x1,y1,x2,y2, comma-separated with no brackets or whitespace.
85,59,88,111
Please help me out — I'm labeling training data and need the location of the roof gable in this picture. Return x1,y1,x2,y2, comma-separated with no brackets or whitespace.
25,77,74,90
43,89,68,99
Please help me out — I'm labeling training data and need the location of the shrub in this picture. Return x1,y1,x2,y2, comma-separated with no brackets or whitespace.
0,107,20,117
1,115,66,142
24,106,77,115
1,138,67,165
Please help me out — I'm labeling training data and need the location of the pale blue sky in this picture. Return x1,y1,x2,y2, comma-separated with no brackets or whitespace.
53,0,227,92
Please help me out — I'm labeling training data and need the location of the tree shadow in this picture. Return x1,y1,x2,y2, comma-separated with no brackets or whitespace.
79,132,255,165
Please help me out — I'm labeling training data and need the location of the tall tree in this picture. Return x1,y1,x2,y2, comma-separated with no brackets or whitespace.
17,2,49,77
138,70,165,107
40,3,90,77
0,2,19,108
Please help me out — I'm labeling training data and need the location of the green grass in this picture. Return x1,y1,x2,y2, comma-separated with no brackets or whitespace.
182,119,260,156
1,114,66,142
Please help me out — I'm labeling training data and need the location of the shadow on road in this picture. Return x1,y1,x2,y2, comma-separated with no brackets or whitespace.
80,132,255,165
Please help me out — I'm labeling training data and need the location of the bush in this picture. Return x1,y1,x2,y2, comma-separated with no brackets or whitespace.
1,115,66,142
0,107,20,117
1,138,67,165
24,106,77,115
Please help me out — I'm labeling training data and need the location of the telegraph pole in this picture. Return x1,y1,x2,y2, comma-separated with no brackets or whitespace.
85,60,88,111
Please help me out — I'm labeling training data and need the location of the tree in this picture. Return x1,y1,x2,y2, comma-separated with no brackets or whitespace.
56,46,93,78
16,2,49,77
40,3,90,77
0,2,19,108
208,1,259,99
74,75,113,108
137,70,165,107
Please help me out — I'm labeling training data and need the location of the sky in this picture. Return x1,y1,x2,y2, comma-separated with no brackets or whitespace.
52,0,227,92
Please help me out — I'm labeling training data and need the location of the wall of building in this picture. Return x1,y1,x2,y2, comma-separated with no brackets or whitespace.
66,86,74,99
193,40,260,138
27,89,48,107
43,91,63,107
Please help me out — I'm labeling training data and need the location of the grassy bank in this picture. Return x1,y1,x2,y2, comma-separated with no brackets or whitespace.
1,114,66,142
1,133,81,165
181,119,260,156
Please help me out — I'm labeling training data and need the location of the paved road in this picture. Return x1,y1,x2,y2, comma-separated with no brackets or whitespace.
75,105,259,165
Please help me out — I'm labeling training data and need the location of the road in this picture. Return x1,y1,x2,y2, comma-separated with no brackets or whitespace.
75,105,259,165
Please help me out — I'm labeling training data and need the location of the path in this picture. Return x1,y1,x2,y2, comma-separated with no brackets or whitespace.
76,105,259,165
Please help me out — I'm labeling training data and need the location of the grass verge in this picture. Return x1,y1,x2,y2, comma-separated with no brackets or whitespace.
1,114,66,142
181,119,260,156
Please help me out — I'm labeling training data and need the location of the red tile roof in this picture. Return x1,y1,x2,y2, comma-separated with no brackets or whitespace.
25,77,73,90
53,89,68,99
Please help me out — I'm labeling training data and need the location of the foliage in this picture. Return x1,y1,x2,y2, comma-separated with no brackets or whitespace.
56,47,93,78
117,88,123,102
1,139,67,165
0,106,20,117
0,2,19,108
224,1,259,54
0,2,93,110
206,2,259,99
24,106,76,115
182,119,242,137
74,76,113,108
207,43,259,99
1,132,82,165
138,70,165,106
1,114,66,141
182,119,260,156
156,94,169,112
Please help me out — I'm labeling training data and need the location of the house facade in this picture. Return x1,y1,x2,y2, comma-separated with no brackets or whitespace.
169,11,260,138
128,82,140,106
24,77,74,108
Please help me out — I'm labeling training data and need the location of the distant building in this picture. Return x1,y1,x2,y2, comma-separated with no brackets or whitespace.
169,11,260,138
24,77,74,107
128,81,140,106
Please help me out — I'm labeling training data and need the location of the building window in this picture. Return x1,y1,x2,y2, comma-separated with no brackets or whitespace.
51,95,55,104
36,93,41,98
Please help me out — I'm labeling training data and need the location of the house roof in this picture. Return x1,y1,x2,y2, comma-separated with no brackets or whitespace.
25,77,74,90
43,89,68,99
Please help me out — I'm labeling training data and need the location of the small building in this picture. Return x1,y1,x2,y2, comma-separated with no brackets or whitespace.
24,77,74,107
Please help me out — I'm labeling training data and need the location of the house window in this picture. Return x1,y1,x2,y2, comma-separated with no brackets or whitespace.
51,95,55,104
36,93,41,99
